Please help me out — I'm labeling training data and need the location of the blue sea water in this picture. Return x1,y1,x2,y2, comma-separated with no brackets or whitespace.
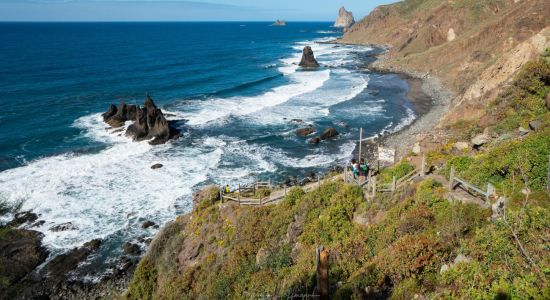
0,22,415,268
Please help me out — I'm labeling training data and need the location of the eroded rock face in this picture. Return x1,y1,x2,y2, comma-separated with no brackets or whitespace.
334,6,355,28
299,46,320,68
103,95,179,145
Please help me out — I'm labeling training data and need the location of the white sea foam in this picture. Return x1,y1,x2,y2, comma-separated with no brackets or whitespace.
0,115,222,252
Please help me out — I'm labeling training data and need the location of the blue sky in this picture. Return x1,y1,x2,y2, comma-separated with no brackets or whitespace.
0,0,398,22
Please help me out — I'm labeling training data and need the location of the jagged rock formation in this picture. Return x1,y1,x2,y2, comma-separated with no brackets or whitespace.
102,95,179,145
299,46,320,68
334,6,355,28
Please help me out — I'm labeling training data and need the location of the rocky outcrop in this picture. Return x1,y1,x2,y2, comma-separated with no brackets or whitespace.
334,6,355,28
102,95,179,145
296,126,315,137
299,46,320,68
45,239,102,278
546,93,550,110
320,128,339,140
0,228,49,293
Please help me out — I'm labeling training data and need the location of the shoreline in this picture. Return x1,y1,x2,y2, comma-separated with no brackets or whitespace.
356,49,454,160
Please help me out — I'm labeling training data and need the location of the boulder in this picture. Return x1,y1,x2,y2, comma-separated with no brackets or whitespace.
471,134,488,148
320,128,339,140
123,242,141,256
334,6,355,28
296,126,315,137
151,163,163,169
529,120,542,131
299,46,320,68
103,95,179,145
49,222,78,232
453,142,469,151
141,221,156,229
309,137,321,145
519,126,529,136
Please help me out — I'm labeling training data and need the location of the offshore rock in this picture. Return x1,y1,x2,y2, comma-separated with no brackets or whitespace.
103,95,180,145
296,126,316,137
334,7,355,28
299,46,320,68
320,127,339,140
272,19,286,26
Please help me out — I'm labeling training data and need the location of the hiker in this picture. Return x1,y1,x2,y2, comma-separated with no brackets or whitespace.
224,185,230,194
360,158,369,177
351,159,359,179
360,158,369,183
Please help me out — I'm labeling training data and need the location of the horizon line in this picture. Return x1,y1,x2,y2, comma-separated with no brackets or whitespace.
0,20,335,23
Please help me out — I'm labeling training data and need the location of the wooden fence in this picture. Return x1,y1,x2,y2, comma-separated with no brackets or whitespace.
220,180,280,206
346,155,427,198
448,166,494,202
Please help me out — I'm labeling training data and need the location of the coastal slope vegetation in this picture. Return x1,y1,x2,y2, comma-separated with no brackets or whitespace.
125,49,550,299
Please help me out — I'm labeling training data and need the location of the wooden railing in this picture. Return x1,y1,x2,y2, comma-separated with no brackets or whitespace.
448,166,494,202
347,155,427,198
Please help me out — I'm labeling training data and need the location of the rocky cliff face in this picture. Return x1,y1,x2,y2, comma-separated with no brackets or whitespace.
334,6,355,28
340,0,550,125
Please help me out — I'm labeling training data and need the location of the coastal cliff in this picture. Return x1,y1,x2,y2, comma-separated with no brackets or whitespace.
340,0,550,125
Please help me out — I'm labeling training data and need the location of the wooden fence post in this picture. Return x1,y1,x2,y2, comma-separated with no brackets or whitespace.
284,185,287,197
358,127,363,162
316,246,329,300
449,166,455,190
392,176,396,192
318,175,321,188
421,154,426,176
219,189,222,203
487,183,495,202
372,177,377,197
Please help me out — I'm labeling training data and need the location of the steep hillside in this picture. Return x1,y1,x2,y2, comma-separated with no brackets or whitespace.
125,44,550,300
341,0,550,124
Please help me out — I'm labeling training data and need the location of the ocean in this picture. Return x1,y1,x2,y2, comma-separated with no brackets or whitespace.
0,22,416,272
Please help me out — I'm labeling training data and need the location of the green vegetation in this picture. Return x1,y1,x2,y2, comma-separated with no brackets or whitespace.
126,51,550,299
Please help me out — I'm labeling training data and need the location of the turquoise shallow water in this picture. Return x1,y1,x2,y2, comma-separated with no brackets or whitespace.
0,22,415,268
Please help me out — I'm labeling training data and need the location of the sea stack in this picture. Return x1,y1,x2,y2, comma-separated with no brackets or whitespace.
299,46,320,68
102,95,179,145
334,7,355,28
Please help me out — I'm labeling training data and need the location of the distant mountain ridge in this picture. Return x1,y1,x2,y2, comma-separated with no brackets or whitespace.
340,0,550,124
